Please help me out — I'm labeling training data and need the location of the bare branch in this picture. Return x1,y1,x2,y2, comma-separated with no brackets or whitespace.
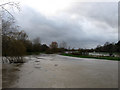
0,2,15,7
2,7,14,18
0,2,20,18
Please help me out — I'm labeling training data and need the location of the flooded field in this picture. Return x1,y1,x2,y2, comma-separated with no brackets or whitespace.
2,54,118,88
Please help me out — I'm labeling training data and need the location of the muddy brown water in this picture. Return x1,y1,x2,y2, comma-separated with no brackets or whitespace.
2,54,118,88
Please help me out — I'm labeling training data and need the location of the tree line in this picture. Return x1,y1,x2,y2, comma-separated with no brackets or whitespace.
94,41,120,56
65,41,120,57
1,2,67,63
2,14,120,63
1,2,120,63
2,17,120,63
2,16,67,63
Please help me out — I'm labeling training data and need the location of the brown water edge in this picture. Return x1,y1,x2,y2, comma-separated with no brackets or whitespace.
2,54,118,88
2,63,23,88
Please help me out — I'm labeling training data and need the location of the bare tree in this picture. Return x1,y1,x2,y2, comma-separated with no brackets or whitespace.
0,2,20,18
59,41,67,49
1,1,27,63
33,37,41,45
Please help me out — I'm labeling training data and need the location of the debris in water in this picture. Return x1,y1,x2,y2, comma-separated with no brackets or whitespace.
35,60,40,62
36,57,43,59
54,64,58,66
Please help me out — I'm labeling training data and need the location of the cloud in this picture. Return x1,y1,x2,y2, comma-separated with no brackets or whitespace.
66,2,118,28
14,2,118,49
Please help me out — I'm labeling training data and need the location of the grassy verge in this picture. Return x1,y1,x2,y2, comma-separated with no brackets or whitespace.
61,53,120,61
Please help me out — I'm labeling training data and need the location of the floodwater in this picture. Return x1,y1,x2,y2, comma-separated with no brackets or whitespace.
2,54,118,88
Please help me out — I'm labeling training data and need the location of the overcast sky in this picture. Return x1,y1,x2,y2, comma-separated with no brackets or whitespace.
3,0,118,49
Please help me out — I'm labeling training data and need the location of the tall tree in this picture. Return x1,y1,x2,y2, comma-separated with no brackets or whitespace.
1,1,27,63
50,42,58,53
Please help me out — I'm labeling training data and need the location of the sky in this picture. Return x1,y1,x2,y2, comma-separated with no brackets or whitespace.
1,0,119,49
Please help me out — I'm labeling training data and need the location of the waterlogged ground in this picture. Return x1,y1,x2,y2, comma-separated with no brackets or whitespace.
2,54,118,88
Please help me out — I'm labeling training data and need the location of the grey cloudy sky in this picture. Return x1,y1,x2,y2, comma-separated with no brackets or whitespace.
13,1,118,49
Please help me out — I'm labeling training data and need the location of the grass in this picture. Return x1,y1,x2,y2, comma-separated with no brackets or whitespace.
61,53,120,61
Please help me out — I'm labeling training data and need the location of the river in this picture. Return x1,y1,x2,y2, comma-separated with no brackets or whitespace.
2,54,118,88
